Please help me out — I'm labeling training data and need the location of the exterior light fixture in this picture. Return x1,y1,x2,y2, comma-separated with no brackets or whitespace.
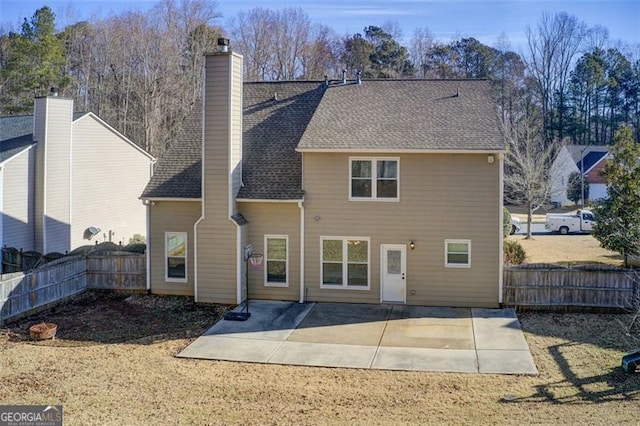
410,241,415,250
487,154,495,164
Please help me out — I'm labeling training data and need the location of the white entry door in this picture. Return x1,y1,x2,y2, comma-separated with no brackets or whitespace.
381,244,406,303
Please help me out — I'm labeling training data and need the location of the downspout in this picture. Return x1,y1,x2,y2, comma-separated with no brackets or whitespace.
68,100,73,251
42,100,48,253
498,152,504,305
145,203,151,291
236,224,242,304
298,200,305,303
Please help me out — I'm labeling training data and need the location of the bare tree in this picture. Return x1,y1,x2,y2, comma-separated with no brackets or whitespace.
228,8,275,81
503,112,558,239
62,0,221,155
409,27,435,78
228,7,338,81
524,12,587,142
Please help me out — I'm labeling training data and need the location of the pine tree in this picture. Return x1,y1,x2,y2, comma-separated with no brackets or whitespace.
0,6,69,113
593,126,640,267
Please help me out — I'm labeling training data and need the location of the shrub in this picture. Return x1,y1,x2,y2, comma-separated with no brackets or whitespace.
503,207,512,238
129,234,146,244
504,240,526,265
123,243,146,254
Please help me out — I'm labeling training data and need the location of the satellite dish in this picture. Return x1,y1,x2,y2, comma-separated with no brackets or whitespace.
84,226,101,240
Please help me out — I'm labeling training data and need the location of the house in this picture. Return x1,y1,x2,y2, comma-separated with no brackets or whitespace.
550,144,610,206
0,94,154,263
141,39,505,308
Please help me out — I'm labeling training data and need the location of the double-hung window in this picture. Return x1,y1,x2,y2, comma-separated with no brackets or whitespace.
350,158,399,201
445,239,471,268
166,232,187,281
321,237,370,288
265,235,288,286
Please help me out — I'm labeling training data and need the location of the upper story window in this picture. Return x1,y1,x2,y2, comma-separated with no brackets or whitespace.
350,157,399,201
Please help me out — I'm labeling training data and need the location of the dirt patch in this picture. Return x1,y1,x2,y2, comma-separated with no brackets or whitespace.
0,293,638,424
1,291,230,346
508,234,623,266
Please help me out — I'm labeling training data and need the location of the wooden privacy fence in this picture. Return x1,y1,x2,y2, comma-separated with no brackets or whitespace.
504,264,640,309
86,254,146,290
0,252,145,323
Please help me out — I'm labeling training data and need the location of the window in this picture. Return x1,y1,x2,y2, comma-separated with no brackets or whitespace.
445,240,471,268
265,235,288,286
166,232,187,281
321,237,369,288
350,158,399,201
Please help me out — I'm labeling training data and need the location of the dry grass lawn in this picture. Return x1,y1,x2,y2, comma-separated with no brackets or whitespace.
1,292,638,425
508,234,623,266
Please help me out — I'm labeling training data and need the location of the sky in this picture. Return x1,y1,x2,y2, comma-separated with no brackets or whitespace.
1,0,639,53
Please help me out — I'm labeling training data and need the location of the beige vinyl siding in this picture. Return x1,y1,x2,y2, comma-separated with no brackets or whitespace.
2,147,35,250
38,97,73,253
303,152,501,307
149,201,200,296
195,52,243,304
70,115,151,249
239,203,300,301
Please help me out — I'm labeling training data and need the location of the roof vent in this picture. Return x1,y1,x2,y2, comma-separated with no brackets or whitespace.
357,71,362,85
273,92,278,101
217,38,229,53
324,75,329,87
342,69,347,85
49,87,58,97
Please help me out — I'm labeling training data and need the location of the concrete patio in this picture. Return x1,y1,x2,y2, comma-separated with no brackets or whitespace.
178,301,538,375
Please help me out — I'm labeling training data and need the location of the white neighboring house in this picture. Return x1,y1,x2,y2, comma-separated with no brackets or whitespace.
0,94,154,263
550,144,610,207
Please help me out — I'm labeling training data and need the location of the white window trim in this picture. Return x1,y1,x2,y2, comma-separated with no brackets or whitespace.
264,234,289,287
165,232,188,282
320,236,371,290
445,239,471,268
349,157,400,202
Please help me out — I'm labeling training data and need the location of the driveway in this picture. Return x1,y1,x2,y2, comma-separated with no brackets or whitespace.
178,301,538,375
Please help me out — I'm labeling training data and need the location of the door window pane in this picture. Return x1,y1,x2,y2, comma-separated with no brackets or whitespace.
387,250,401,274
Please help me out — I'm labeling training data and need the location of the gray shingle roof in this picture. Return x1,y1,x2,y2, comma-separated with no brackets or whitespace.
297,79,504,151
142,81,324,200
238,82,324,200
0,112,98,163
0,115,35,163
140,114,202,199
142,79,503,200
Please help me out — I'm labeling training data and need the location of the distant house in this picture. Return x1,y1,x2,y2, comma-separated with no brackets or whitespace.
550,145,610,206
141,39,505,308
0,95,154,264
